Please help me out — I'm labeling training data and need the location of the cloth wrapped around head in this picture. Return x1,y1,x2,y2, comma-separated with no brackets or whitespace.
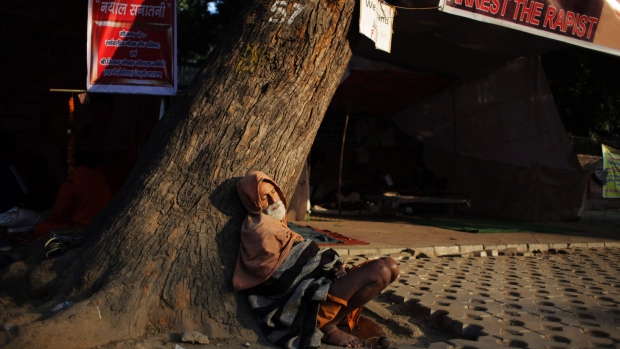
232,171,303,291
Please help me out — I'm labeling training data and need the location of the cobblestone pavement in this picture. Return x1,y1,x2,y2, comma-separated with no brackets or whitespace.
344,247,620,349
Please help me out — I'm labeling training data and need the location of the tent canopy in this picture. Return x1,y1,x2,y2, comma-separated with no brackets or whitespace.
314,3,595,221
352,0,569,79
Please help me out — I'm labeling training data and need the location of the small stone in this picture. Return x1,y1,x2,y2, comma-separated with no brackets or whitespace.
181,330,210,345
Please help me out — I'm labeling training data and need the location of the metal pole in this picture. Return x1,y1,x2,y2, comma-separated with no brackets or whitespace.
451,87,457,193
50,89,87,93
338,111,350,216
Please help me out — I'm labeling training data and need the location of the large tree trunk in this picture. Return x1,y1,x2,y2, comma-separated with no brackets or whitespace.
8,0,356,347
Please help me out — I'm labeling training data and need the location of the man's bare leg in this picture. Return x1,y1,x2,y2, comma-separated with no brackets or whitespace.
320,257,399,348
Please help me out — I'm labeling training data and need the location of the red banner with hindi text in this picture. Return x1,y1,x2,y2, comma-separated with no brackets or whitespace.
87,0,177,95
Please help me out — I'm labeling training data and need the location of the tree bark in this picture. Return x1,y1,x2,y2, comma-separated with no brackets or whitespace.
9,0,356,348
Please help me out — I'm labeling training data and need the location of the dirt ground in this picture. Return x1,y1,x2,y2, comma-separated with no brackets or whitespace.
0,253,458,349
68,300,461,349
89,297,461,349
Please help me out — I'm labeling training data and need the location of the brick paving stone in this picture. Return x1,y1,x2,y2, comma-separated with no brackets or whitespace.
492,329,551,349
549,243,569,250
498,309,557,332
528,243,550,252
575,322,620,346
342,255,368,266
568,306,619,324
484,244,507,251
436,300,480,328
448,317,487,337
459,245,485,255
433,245,460,256
548,299,577,312
566,294,607,311
405,268,429,278
464,299,505,318
493,300,532,315
383,247,620,348
410,246,435,257
332,247,350,256
500,286,539,300
411,280,446,295
506,244,529,252
505,298,547,315
445,335,500,348
424,273,452,284
533,324,593,348
486,249,499,257
364,300,393,321
380,248,409,256
472,312,530,335
389,288,415,303
446,279,477,291
593,294,619,306
539,312,583,327
558,286,590,300
477,316,527,337
416,303,448,318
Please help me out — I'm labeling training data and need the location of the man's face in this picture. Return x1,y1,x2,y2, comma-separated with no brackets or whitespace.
258,181,285,220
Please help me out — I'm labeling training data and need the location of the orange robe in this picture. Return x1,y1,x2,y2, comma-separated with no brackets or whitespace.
34,166,111,237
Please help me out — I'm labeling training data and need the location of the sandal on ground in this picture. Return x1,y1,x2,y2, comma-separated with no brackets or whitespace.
44,237,66,259
52,233,86,249
68,235,85,248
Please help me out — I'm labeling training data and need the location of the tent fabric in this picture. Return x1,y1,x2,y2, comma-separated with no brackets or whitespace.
453,156,588,221
389,55,587,221
392,55,579,170
329,56,453,119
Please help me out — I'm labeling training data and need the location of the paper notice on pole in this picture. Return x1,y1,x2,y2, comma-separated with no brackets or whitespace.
359,0,395,53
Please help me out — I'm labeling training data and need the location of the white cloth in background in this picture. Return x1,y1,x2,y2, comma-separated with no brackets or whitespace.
0,206,44,233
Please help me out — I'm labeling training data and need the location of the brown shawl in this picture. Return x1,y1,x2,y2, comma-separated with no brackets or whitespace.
232,171,303,291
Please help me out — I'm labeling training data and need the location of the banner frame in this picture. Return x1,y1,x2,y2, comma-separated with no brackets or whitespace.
86,0,178,96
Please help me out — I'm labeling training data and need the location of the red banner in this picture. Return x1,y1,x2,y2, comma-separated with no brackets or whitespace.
87,0,177,95
440,0,620,57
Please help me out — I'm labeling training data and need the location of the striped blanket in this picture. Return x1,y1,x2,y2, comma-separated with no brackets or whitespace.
245,239,342,348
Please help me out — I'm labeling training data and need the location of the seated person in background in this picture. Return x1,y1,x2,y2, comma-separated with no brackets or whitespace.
34,148,112,238
0,133,45,234
233,171,399,348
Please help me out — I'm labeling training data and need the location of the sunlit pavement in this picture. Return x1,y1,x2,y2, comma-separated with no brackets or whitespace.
342,247,620,348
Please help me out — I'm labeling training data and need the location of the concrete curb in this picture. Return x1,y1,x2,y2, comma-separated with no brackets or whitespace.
341,241,618,257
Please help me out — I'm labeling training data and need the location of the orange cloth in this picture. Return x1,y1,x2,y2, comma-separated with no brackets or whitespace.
34,166,111,237
317,294,363,332
232,171,303,291
316,260,372,331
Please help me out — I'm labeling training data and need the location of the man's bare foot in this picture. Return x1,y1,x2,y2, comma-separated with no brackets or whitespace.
321,323,364,348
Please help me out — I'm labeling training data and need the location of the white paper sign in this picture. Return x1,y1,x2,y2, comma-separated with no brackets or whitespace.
359,0,395,53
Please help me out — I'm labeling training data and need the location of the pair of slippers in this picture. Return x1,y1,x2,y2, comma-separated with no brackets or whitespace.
44,234,86,259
